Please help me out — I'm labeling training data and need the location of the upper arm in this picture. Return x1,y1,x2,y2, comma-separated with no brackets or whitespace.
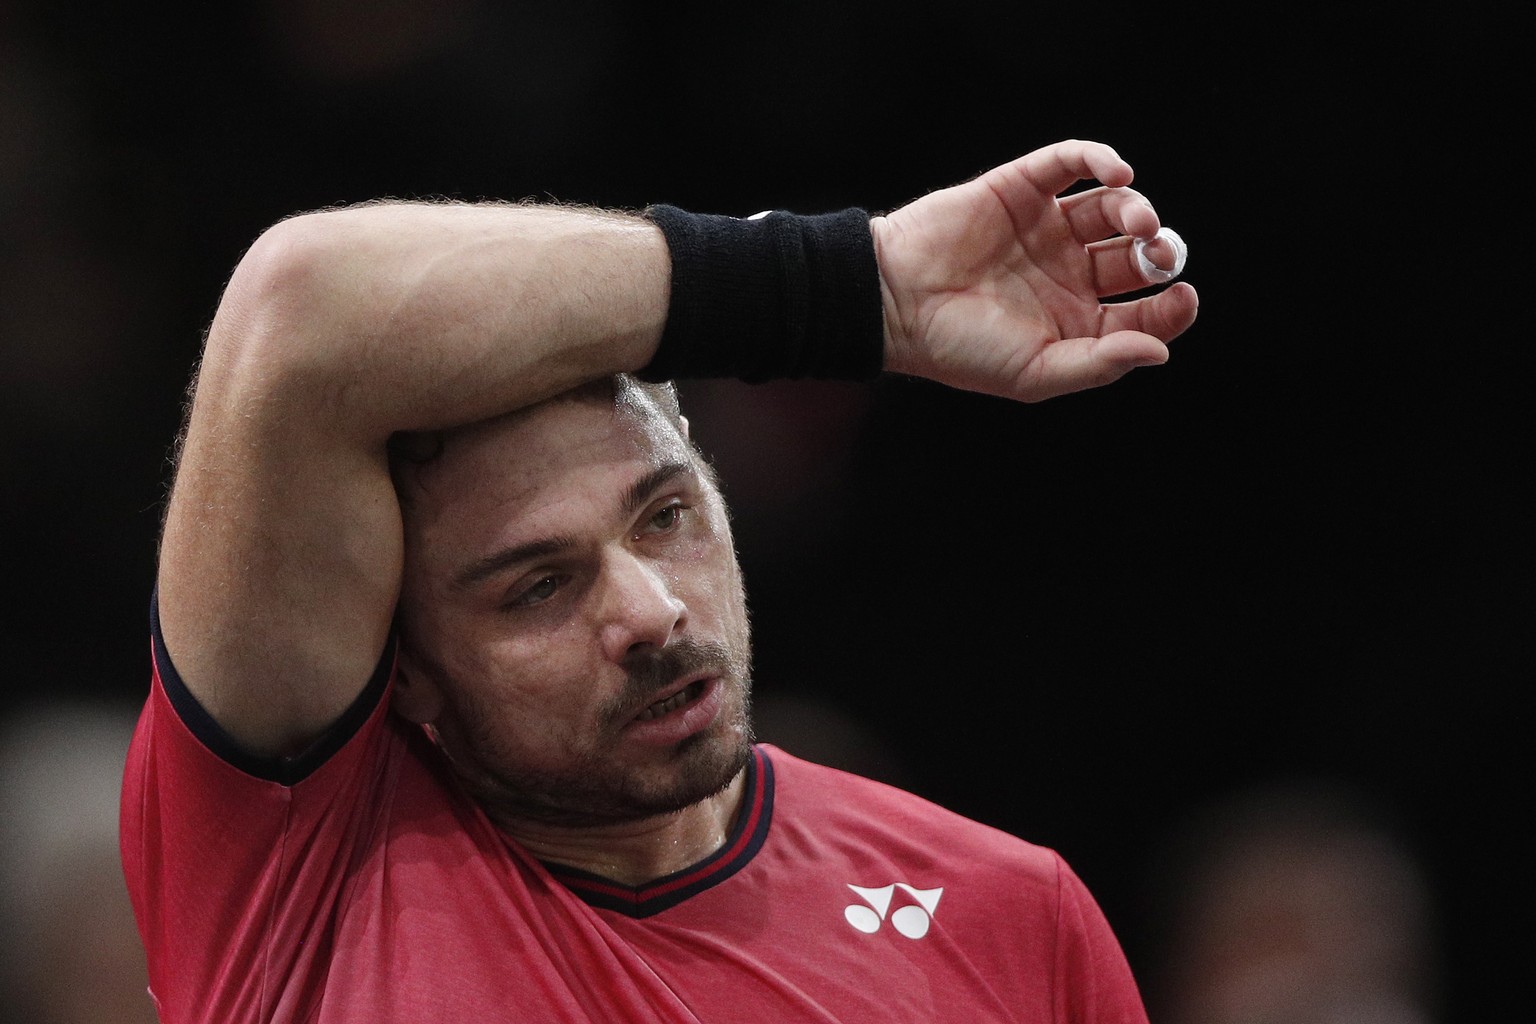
156,224,404,758
153,203,670,758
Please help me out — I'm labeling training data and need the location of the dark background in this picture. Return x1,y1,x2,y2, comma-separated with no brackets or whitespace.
2,3,1527,1021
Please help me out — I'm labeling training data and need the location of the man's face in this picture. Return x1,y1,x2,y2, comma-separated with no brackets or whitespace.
393,382,754,829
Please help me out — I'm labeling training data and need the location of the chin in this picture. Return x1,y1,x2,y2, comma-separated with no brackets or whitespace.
660,729,753,808
451,723,752,830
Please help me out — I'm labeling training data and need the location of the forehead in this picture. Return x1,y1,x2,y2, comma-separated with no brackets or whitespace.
400,385,693,567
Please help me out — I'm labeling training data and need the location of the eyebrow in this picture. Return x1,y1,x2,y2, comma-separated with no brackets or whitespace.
454,535,577,589
622,461,693,520
452,460,695,590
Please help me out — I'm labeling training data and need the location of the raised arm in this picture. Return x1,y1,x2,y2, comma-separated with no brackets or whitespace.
158,202,671,757
157,139,1197,760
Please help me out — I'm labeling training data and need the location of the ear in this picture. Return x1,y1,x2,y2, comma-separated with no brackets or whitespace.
678,414,690,440
391,647,445,725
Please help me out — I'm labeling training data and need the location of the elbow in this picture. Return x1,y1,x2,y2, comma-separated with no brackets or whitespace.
221,212,344,334
202,211,363,392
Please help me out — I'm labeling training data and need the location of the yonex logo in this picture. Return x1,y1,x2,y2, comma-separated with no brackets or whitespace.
844,883,944,938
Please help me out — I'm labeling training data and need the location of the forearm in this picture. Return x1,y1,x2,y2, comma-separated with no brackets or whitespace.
202,200,671,441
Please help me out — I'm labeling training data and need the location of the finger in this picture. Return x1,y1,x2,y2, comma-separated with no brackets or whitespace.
1063,186,1160,244
1087,238,1150,297
1098,282,1200,343
1089,229,1190,297
993,139,1134,200
1134,229,1187,283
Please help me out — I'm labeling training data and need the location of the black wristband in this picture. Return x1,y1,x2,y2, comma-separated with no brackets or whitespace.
638,204,884,383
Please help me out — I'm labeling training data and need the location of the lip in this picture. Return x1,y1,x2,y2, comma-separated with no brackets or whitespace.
623,675,726,746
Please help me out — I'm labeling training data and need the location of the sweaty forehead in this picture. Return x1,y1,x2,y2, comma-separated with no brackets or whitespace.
398,382,692,534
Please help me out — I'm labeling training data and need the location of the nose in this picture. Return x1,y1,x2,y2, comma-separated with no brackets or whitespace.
596,548,687,663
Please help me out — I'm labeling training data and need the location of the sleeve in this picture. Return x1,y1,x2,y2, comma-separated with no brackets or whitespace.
1052,854,1151,1024
118,593,399,1024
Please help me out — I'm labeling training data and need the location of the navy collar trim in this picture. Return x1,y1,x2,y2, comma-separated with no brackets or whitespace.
544,746,775,918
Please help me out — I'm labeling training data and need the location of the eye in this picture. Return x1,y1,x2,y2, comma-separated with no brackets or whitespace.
641,501,688,537
507,573,564,609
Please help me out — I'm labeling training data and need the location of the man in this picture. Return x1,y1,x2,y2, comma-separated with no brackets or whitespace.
122,138,1199,1022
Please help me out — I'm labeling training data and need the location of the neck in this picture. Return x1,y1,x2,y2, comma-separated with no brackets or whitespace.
499,768,747,886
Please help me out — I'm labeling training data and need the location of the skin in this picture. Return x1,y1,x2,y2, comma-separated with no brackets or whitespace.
155,139,1200,887
390,380,755,880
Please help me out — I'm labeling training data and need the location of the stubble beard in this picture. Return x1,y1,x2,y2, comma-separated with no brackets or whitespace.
436,636,756,830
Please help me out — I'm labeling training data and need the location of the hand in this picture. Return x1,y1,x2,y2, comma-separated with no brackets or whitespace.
872,139,1199,402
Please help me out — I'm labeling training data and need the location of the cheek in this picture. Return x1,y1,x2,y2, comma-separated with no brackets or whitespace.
678,548,749,641
465,629,604,726
439,662,584,768
680,506,744,597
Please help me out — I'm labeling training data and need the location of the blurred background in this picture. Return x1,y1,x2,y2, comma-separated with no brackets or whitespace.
1,2,1526,1021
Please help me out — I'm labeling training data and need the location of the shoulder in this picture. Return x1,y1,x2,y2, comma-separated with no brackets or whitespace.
759,744,1063,886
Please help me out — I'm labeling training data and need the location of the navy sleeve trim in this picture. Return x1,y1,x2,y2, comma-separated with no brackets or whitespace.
149,588,396,786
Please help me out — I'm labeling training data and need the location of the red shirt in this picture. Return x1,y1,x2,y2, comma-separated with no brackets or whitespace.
122,620,1149,1023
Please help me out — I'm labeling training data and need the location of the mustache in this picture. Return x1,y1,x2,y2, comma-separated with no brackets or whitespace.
617,638,734,707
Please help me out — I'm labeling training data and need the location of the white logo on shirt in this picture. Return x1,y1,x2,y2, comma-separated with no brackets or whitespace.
844,883,944,938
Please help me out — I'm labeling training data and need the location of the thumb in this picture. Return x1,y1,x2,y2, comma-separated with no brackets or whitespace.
1022,332,1169,401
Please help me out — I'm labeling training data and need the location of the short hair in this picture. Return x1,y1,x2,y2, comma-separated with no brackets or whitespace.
388,373,687,506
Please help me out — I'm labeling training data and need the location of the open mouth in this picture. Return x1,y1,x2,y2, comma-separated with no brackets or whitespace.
635,680,706,722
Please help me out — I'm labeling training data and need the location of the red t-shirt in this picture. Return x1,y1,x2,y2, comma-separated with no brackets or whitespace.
121,615,1149,1023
